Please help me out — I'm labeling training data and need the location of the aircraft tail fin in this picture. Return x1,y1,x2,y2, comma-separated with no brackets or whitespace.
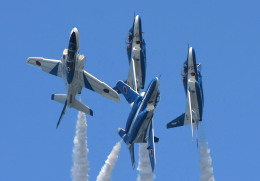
72,99,93,116
51,94,67,104
116,80,139,104
167,113,185,128
51,94,68,128
56,100,68,128
118,128,135,168
147,120,156,171
129,144,135,169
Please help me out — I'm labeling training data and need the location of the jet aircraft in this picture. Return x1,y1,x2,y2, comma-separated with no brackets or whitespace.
125,15,146,92
167,47,204,142
27,27,120,128
116,77,160,171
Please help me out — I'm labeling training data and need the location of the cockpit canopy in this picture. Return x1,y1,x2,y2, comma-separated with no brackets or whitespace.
197,63,202,73
67,60,74,71
68,42,77,59
181,60,188,77
154,90,160,108
125,28,133,44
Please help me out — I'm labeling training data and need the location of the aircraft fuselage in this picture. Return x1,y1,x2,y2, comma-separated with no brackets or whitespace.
184,47,204,124
61,28,85,108
126,15,146,91
126,77,159,144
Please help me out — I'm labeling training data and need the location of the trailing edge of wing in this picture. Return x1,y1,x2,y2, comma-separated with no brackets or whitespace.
81,70,120,103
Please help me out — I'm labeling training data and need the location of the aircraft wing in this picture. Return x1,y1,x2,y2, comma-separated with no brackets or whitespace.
116,80,139,104
147,119,156,172
81,70,120,103
26,57,63,78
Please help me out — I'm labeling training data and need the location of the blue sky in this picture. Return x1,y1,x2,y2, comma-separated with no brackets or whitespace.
1,0,260,180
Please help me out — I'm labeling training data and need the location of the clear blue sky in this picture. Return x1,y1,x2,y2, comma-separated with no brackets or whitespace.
1,0,260,180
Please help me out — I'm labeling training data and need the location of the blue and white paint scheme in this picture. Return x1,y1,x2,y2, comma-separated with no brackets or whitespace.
125,15,146,92
167,47,204,141
116,77,160,172
27,27,120,128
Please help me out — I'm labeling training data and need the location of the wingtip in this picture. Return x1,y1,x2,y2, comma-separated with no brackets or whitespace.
89,109,93,116
132,162,135,169
56,121,60,129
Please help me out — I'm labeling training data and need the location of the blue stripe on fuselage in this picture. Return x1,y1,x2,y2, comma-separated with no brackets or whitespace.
127,78,158,135
128,109,149,144
66,60,75,84
140,77,157,111
125,96,142,133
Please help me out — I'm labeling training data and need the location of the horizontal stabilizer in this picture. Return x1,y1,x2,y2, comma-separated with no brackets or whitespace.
118,128,130,146
72,99,93,116
154,136,159,143
51,94,67,104
116,80,139,104
167,113,185,128
52,94,93,116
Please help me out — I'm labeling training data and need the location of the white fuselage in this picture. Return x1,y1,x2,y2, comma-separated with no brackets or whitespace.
186,47,200,124
128,15,143,92
60,28,85,108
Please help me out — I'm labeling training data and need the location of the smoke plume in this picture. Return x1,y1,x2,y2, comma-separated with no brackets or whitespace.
96,141,122,181
71,111,89,181
137,143,154,181
199,137,215,181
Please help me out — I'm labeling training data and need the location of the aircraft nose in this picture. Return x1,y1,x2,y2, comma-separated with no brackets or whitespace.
71,27,79,34
134,15,141,30
153,77,159,84
189,47,196,59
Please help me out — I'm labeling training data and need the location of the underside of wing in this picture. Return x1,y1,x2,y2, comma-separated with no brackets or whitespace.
81,70,120,103
116,80,139,104
27,57,63,77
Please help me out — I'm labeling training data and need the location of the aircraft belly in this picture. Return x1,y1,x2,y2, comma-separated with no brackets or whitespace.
189,81,200,121
135,59,143,88
67,78,78,107
132,45,143,87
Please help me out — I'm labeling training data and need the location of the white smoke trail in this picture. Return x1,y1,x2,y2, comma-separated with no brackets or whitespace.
96,141,122,181
71,111,89,181
137,143,154,181
199,137,215,181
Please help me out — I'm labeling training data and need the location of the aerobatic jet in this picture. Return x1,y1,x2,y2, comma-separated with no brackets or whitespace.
125,15,146,93
116,77,160,171
27,27,120,128
167,47,204,142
